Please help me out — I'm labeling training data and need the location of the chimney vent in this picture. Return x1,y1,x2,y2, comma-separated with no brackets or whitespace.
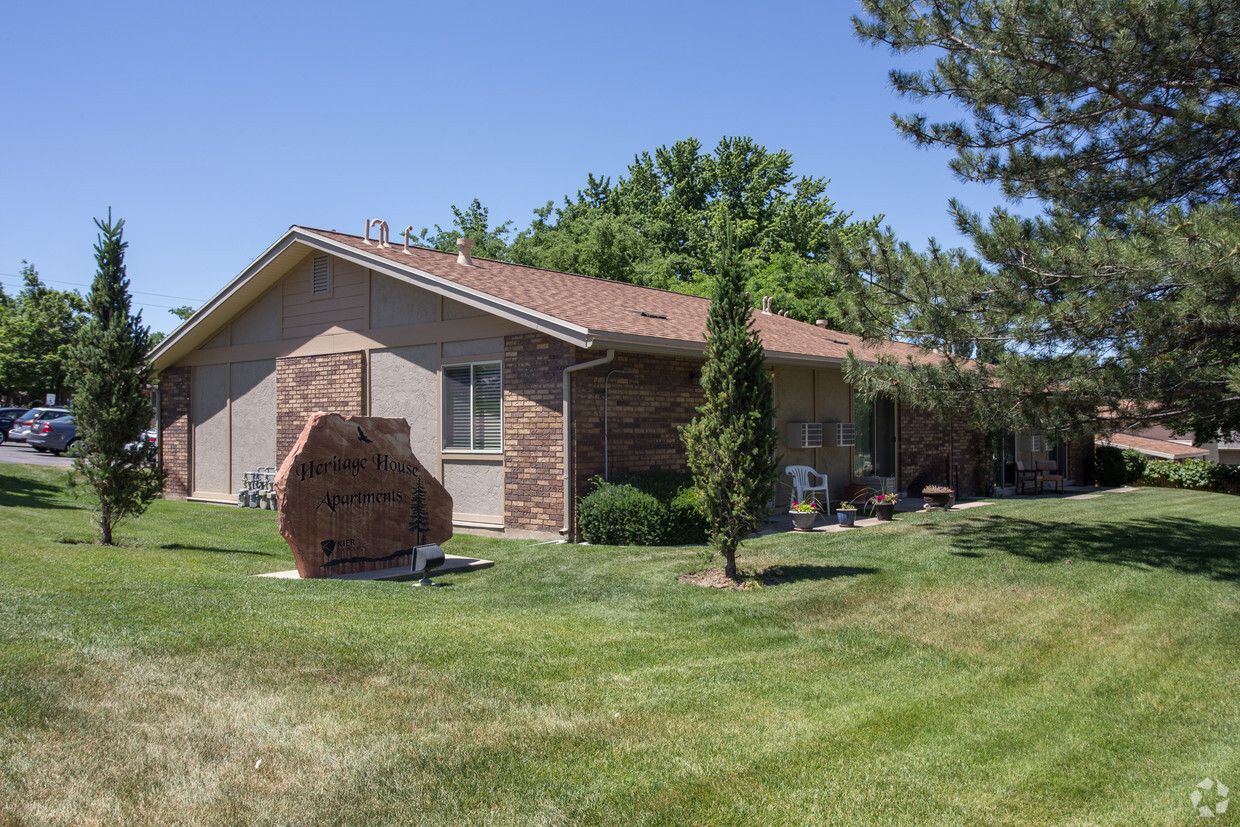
457,238,475,266
816,320,828,328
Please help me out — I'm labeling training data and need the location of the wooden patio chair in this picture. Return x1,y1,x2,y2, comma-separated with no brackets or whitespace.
1035,459,1065,494
785,465,829,506
1014,461,1041,495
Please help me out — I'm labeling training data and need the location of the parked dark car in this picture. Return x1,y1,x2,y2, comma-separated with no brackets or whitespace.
0,408,30,444
7,407,72,447
26,415,79,456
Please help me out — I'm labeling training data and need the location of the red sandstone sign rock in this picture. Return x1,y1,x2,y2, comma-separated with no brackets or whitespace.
275,412,453,578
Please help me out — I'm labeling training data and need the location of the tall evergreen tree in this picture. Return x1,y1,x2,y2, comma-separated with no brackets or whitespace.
67,212,164,545
681,236,779,582
844,1,1240,440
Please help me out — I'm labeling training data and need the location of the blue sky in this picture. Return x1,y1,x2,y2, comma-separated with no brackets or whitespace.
0,0,1011,335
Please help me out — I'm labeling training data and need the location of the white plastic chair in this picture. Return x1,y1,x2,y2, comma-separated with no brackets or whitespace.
785,465,830,505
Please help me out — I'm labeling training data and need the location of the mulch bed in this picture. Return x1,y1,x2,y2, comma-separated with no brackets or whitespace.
677,567,787,590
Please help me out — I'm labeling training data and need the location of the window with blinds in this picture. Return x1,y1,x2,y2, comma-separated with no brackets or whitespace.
442,361,502,452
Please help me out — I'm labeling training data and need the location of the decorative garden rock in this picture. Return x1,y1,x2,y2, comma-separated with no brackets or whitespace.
275,412,453,578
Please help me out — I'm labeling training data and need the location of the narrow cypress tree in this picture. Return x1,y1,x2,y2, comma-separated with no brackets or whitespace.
68,211,164,545
681,238,779,581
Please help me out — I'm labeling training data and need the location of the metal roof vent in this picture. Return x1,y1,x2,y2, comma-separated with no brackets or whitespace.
457,238,475,266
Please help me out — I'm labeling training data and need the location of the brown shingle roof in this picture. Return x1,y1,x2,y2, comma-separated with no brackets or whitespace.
1097,432,1209,460
304,227,931,365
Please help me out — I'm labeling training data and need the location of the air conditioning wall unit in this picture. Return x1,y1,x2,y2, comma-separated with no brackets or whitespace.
787,422,823,449
825,422,856,447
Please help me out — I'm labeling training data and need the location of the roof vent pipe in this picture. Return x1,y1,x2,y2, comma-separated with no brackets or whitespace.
816,320,828,328
457,238,475,266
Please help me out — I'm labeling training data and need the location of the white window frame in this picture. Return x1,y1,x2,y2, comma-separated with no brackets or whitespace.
441,360,503,453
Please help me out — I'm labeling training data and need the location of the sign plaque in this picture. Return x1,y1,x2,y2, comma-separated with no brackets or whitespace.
274,412,453,578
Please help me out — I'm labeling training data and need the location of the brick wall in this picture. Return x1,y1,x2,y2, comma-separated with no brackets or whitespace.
158,366,191,499
503,332,580,533
275,352,366,464
571,352,704,495
898,405,989,496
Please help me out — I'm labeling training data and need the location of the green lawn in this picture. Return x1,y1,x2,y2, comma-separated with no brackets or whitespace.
2,464,1238,825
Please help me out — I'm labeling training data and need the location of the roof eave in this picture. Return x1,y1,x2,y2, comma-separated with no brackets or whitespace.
148,227,595,373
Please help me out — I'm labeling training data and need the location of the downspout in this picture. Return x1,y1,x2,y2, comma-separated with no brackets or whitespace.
562,349,616,539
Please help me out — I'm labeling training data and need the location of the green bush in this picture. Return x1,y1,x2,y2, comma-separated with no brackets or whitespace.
615,471,694,503
578,473,709,546
577,482,666,546
1139,458,1240,495
1123,449,1149,484
1095,446,1148,486
664,486,709,545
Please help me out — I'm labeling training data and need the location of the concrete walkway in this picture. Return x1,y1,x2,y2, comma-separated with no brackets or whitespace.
757,485,1139,536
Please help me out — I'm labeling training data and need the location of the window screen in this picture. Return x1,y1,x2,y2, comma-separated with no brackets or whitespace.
442,362,502,451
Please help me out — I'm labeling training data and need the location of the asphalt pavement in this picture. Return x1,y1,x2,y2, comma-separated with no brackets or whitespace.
0,442,74,467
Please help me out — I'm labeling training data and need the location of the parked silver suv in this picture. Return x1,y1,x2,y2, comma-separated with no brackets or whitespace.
7,407,72,447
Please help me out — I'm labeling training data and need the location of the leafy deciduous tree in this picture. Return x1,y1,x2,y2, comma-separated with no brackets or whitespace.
508,137,875,326
0,262,86,404
417,198,515,261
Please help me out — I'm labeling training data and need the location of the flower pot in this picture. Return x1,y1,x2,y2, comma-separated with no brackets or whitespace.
875,503,895,521
836,509,857,527
923,493,952,509
789,510,818,531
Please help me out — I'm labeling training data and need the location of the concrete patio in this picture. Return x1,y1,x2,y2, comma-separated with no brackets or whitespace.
758,485,1139,535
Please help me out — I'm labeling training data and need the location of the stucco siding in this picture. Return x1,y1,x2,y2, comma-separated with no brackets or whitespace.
371,275,439,328
191,364,230,496
231,288,281,346
369,345,439,463
443,298,486,320
229,360,276,493
772,365,853,505
442,459,504,522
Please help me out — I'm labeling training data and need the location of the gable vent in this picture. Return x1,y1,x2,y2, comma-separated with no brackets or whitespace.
312,256,331,296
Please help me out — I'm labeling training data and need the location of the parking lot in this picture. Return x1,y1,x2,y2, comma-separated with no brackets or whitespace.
0,443,74,467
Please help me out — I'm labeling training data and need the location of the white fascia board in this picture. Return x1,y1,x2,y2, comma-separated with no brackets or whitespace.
294,229,592,348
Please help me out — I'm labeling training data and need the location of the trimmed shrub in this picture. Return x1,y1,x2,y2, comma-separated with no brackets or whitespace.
578,482,665,546
664,486,709,545
578,473,709,546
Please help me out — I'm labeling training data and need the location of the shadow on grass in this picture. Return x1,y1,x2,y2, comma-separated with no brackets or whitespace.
0,471,75,510
934,514,1240,582
158,542,283,558
771,564,878,583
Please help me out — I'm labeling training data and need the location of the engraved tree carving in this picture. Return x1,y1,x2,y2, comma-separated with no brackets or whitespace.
408,471,429,545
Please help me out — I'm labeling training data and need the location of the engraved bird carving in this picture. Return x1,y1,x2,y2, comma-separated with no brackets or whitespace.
357,426,373,444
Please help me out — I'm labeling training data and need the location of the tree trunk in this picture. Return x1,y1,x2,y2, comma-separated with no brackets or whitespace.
100,508,113,546
723,550,738,581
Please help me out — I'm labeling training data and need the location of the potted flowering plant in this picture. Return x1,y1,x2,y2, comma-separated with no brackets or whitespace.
922,485,955,509
788,498,820,531
835,499,858,527
868,491,899,521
